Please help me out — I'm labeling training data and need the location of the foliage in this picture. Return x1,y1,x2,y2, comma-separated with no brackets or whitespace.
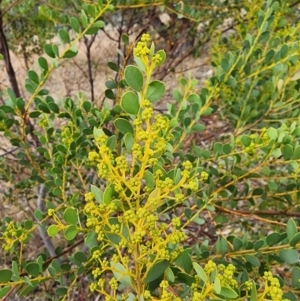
0,0,299,301
209,0,300,133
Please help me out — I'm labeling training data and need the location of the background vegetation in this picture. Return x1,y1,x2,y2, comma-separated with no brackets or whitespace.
0,0,300,300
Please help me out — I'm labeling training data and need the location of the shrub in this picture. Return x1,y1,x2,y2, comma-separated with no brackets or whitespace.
0,1,299,301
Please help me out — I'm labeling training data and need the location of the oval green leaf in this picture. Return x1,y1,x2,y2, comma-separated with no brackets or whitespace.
287,218,297,242
0,269,12,283
124,65,143,92
193,262,207,283
25,263,40,277
63,207,78,225
111,261,133,288
121,91,140,115
64,225,78,241
279,249,299,264
103,186,112,205
146,80,165,102
114,118,134,135
144,260,169,283
47,224,59,237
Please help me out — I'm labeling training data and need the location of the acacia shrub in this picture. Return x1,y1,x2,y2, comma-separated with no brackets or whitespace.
0,1,299,301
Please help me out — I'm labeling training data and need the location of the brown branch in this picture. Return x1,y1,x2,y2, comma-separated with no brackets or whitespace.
216,205,300,218
0,8,21,97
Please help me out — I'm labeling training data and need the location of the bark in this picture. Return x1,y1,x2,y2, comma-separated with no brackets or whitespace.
0,7,21,97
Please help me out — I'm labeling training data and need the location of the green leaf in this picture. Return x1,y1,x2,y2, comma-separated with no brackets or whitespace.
81,9,88,28
74,251,88,263
114,118,134,135
44,44,55,58
0,269,12,283
287,218,297,242
56,287,68,296
155,50,166,66
37,256,43,273
267,127,278,140
58,29,70,44
124,65,143,92
283,292,297,301
18,284,36,297
28,70,39,84
279,249,299,264
266,232,281,246
85,231,97,249
244,255,260,267
103,186,112,205
25,263,40,277
70,17,80,33
105,80,117,89
217,287,238,299
83,101,92,112
64,225,78,241
121,33,129,45
254,239,265,251
213,276,221,294
290,233,300,247
111,261,133,288
85,26,101,35
93,127,104,140
105,89,115,100
233,237,243,251
173,89,182,102
63,49,78,59
174,249,192,273
191,124,206,133
38,103,50,113
93,20,105,28
97,0,103,8
16,98,25,111
282,144,293,160
292,267,300,288
165,267,175,283
12,261,19,279
108,62,118,72
91,185,103,203
0,287,11,298
187,93,200,103
48,102,59,113
293,145,300,159
124,133,134,151
63,208,78,225
121,91,140,115
107,135,116,151
265,49,274,64
216,237,228,255
240,135,251,147
144,260,169,283
144,170,155,188
25,83,35,94
47,224,59,237
193,262,207,283
220,57,230,72
250,281,257,301
146,80,165,102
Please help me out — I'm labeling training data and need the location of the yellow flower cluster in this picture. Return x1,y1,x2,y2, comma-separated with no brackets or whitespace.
263,271,289,301
1,221,29,252
134,33,151,57
216,263,238,288
61,126,73,145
